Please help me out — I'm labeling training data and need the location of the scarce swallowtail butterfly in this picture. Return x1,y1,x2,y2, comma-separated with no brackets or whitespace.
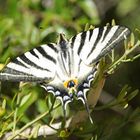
0,25,130,123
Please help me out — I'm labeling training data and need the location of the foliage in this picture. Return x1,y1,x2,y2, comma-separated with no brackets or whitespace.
0,0,140,140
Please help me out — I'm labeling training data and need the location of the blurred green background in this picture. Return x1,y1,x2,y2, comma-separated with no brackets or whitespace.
0,0,140,140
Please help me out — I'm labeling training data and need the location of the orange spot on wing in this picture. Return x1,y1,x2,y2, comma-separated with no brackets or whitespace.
63,79,78,88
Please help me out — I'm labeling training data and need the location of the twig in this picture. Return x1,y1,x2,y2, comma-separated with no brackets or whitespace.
4,103,61,140
107,40,140,74
2,118,72,140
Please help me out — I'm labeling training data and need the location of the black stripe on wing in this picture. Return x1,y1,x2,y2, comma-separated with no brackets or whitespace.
13,58,28,68
88,26,130,64
86,28,104,58
0,67,45,82
77,32,86,55
71,35,76,48
19,54,51,71
89,30,93,41
70,25,130,66
101,26,111,42
47,43,58,53
37,47,56,63
0,44,58,82
91,27,104,50
30,49,39,58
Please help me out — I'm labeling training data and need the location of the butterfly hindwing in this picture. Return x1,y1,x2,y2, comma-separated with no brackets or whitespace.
0,43,58,82
76,66,98,123
70,25,130,66
41,83,73,118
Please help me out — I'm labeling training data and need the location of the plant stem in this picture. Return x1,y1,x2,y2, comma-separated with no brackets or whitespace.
8,103,60,140
107,40,140,74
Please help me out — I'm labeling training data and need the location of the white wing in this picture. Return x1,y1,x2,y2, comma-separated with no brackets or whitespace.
70,25,130,66
0,43,58,82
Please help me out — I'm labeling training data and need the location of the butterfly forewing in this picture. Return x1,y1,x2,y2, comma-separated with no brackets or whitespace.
70,25,130,66
0,43,58,82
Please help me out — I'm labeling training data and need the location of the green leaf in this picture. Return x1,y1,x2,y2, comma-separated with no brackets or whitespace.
126,89,139,101
2,99,6,109
0,18,14,36
36,99,48,113
17,91,37,115
117,85,129,101
78,0,100,24
0,107,6,118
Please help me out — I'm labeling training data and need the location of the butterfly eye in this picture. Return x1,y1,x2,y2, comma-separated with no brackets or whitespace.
67,80,75,88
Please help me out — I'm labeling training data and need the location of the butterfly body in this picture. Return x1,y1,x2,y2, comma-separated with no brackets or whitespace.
0,25,130,123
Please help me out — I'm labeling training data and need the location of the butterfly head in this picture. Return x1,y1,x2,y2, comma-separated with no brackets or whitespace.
58,33,69,50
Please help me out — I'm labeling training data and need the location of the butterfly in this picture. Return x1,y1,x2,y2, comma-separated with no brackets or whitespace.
0,25,130,123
